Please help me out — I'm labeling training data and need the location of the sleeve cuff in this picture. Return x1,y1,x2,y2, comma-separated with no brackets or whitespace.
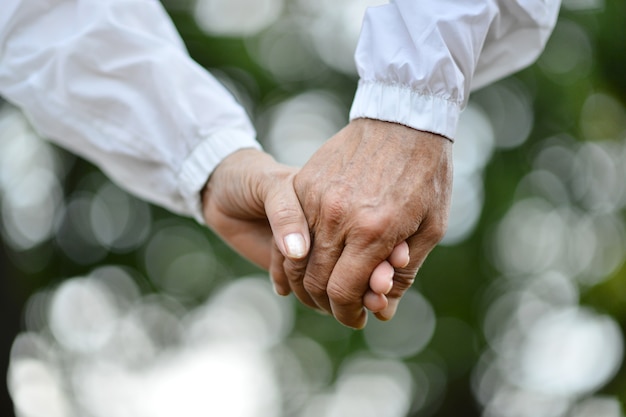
349,80,461,141
178,128,262,224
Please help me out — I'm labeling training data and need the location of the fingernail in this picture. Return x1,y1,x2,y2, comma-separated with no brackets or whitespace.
269,272,284,296
272,280,280,295
284,233,306,259
272,282,287,297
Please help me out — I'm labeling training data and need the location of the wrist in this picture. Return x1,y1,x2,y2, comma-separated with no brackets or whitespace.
201,148,270,225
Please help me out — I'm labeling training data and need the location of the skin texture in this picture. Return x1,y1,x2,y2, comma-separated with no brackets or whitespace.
202,117,452,329
275,118,454,329
202,149,306,269
201,148,409,315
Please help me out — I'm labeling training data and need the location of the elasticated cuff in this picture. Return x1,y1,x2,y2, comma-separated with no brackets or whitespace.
178,129,262,224
349,80,461,141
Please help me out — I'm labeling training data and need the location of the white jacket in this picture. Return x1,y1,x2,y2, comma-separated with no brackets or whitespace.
0,0,560,222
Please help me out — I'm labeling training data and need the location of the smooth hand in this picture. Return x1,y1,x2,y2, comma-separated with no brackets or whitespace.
274,119,453,329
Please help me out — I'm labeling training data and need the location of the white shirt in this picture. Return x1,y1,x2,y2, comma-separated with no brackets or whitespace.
0,0,560,222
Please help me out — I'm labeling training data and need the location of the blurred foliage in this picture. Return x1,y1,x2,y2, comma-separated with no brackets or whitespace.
1,1,626,417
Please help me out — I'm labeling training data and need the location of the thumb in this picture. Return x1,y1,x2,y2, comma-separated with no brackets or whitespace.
264,174,310,261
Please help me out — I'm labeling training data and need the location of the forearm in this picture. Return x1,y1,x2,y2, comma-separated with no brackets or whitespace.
0,0,261,222
350,0,561,139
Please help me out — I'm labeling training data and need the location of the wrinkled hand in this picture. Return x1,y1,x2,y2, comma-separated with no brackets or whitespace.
202,149,310,272
273,119,453,329
202,148,408,309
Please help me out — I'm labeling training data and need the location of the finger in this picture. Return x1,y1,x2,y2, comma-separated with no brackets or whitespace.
326,241,388,329
363,290,388,313
281,234,324,310
374,219,443,321
374,262,420,321
264,177,310,261
294,230,345,314
373,268,416,322
369,261,394,295
208,216,275,270
269,242,290,296
281,254,321,310
388,241,410,268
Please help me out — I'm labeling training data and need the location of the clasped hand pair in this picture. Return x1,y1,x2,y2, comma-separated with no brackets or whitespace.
202,118,453,329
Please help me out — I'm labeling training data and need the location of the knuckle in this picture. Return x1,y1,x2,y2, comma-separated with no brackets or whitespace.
327,281,359,308
272,205,304,225
336,308,366,329
303,276,327,298
283,259,307,284
347,211,398,251
424,220,448,243
321,190,349,225
389,269,417,296
354,211,392,239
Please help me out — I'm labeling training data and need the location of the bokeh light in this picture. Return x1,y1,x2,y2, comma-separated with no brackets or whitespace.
48,278,120,354
441,103,494,245
314,356,414,417
143,221,218,299
538,18,593,86
8,334,70,417
513,307,623,396
274,337,334,415
480,94,626,415
0,108,63,251
55,193,109,265
3,2,626,417
472,79,535,150
9,272,428,417
363,290,436,359
89,182,152,252
570,396,623,417
184,276,294,348
245,17,326,83
261,90,347,167
475,305,624,417
194,0,284,37
492,198,626,284
303,0,387,75
563,0,604,11
9,274,288,417
580,93,626,142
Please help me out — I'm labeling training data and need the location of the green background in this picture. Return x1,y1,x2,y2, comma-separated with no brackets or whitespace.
1,1,625,416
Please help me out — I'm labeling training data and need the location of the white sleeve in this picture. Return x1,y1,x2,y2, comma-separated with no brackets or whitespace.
349,0,561,140
0,0,261,223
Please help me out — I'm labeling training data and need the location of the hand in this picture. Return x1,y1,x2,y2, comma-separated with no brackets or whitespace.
201,148,409,304
362,241,411,313
202,149,310,274
274,118,453,329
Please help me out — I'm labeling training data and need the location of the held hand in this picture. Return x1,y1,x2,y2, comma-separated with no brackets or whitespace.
201,148,405,305
275,118,453,329
202,149,310,274
363,241,410,313
271,240,410,312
